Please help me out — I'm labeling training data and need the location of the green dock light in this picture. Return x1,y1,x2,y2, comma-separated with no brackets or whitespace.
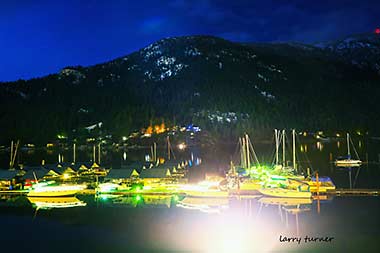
135,195,142,201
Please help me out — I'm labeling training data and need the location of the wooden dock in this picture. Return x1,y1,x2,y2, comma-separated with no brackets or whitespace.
1,188,380,197
332,188,380,196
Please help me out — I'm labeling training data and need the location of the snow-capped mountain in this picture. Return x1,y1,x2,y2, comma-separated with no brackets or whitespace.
1,34,380,142
315,32,380,74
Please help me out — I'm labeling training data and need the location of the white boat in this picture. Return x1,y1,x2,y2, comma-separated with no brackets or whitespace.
335,133,362,167
258,188,312,198
335,159,362,167
28,197,87,209
27,181,86,197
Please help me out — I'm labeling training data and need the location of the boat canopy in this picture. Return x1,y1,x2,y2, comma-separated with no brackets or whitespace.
336,155,352,160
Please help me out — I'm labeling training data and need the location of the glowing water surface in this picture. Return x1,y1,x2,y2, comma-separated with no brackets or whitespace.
0,194,379,252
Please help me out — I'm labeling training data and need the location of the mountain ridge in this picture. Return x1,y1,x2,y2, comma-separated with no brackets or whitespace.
1,34,380,143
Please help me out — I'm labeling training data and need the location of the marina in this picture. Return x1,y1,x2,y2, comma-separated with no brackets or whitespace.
1,156,377,252
1,131,380,200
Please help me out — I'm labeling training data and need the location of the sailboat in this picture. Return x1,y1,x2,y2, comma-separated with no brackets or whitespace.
230,134,262,192
335,133,362,167
274,129,303,178
258,129,311,198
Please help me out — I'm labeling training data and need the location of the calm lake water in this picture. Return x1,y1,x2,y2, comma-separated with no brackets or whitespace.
0,194,379,252
1,136,380,252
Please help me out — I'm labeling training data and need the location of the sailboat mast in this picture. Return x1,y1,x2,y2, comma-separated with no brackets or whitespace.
242,137,246,168
246,134,250,168
275,129,279,165
282,130,286,167
167,136,171,160
9,140,13,169
154,142,157,163
10,140,19,169
292,129,296,172
150,145,154,162
98,143,101,164
347,133,350,156
93,145,96,162
73,143,76,164
239,138,244,167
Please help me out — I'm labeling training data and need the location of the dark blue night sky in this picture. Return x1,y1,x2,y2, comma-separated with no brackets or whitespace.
1,0,379,81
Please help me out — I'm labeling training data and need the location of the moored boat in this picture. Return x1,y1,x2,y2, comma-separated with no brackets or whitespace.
335,133,362,167
335,158,362,167
27,181,86,197
304,176,336,192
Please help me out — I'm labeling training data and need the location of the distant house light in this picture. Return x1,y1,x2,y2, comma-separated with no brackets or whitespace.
178,143,186,150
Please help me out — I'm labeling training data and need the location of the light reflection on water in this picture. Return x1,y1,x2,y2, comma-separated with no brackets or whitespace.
0,194,379,252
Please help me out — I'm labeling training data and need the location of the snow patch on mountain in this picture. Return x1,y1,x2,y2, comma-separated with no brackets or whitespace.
257,73,270,82
185,47,202,56
59,68,86,84
142,43,162,60
143,55,188,81
194,110,249,124
156,56,176,66
316,34,380,74
254,85,276,100
78,108,89,113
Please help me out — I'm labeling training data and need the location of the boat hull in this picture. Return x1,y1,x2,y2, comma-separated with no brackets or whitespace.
258,188,311,198
27,185,85,197
27,190,80,197
335,159,362,167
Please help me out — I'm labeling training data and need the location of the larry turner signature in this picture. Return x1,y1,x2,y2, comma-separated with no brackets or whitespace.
279,235,334,245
